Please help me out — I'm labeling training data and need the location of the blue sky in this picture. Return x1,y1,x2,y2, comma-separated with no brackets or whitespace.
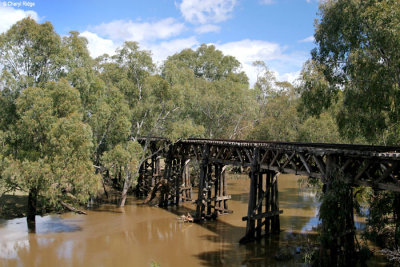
0,0,321,86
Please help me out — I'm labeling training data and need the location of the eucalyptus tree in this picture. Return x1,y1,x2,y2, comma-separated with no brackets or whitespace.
0,18,64,90
0,17,65,139
163,44,251,139
0,19,102,226
98,42,202,206
249,84,300,142
299,0,400,145
2,80,101,227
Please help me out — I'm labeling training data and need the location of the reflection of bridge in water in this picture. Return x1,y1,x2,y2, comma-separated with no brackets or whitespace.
137,137,400,243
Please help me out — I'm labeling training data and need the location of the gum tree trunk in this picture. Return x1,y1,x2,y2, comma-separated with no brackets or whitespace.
27,188,37,232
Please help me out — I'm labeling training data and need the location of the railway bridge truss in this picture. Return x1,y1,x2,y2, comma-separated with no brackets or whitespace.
136,137,400,243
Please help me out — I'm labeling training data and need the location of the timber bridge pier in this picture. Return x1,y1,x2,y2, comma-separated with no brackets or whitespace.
136,137,400,243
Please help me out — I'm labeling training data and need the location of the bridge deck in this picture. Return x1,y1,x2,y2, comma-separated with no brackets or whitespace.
181,138,400,158
145,137,400,158
141,137,400,191
138,137,400,242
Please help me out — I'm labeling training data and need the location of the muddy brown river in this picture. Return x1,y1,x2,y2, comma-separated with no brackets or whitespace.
0,174,381,266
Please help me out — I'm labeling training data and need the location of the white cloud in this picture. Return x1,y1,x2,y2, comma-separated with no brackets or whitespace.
276,71,300,85
214,39,306,87
81,29,199,65
146,36,199,64
299,35,314,43
0,5,39,33
179,0,237,24
216,39,284,63
195,24,220,34
90,18,186,43
260,0,276,5
80,31,118,58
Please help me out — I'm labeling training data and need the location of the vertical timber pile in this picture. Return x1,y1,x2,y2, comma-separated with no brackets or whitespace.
152,156,161,187
159,145,187,207
394,193,400,247
180,159,192,202
136,155,160,197
160,145,173,207
214,165,230,215
195,145,232,221
240,147,282,243
136,160,150,197
206,163,213,216
195,144,209,221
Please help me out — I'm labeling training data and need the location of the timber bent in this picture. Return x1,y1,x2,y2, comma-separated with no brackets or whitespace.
137,137,400,243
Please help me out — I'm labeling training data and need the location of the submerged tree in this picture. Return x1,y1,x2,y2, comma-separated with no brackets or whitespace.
2,80,101,228
0,19,101,227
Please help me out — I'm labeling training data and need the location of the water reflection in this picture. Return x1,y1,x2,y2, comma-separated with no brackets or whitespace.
0,174,359,266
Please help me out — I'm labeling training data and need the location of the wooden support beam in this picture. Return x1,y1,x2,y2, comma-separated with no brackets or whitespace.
260,150,269,164
213,207,233,213
281,152,295,170
257,171,263,238
242,210,283,221
240,147,260,243
269,151,281,168
212,159,251,167
195,144,209,221
244,148,253,163
354,160,371,182
313,155,326,179
236,148,244,163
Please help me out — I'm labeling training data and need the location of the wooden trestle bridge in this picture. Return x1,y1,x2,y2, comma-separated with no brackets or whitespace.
136,137,400,243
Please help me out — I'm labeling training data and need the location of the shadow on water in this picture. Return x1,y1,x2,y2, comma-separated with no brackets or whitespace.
0,215,82,235
195,229,319,266
157,175,322,266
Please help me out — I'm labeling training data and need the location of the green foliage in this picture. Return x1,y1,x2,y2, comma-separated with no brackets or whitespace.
163,44,251,139
0,17,64,90
297,0,400,256
2,79,101,212
297,60,334,118
297,112,341,143
248,64,342,143
249,89,300,141
300,0,400,144
318,173,357,265
364,191,397,248
166,44,246,82
101,141,144,185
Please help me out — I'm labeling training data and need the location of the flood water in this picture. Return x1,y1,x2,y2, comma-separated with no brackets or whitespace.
0,174,367,266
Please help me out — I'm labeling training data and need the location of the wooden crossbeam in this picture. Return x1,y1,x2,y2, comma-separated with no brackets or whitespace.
269,151,281,168
213,207,233,213
216,147,224,159
260,150,270,164
244,148,253,163
298,153,311,174
354,160,371,182
242,210,283,221
313,155,326,177
236,148,244,163
225,147,233,160
281,152,296,170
